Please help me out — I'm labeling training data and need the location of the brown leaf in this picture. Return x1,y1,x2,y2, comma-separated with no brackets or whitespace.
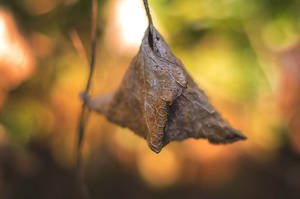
85,24,246,153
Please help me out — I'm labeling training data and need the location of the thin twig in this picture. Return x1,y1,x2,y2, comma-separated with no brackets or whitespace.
76,0,98,199
70,30,89,61
143,0,153,25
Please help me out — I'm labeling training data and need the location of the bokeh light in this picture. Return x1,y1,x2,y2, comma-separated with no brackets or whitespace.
105,0,148,53
0,8,35,91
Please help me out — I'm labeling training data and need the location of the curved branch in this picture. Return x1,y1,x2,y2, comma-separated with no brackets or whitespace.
76,0,98,198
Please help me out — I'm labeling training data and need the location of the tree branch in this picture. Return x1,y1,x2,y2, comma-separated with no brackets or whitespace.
76,0,98,198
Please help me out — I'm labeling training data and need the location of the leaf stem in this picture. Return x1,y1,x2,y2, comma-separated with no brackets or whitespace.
143,0,153,26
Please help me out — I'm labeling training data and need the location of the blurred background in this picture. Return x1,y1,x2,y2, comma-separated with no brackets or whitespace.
0,0,300,198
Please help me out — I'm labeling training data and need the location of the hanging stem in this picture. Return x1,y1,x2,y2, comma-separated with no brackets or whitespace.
76,0,98,198
143,0,153,26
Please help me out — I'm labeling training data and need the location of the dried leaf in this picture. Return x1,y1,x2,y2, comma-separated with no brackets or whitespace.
85,24,246,153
